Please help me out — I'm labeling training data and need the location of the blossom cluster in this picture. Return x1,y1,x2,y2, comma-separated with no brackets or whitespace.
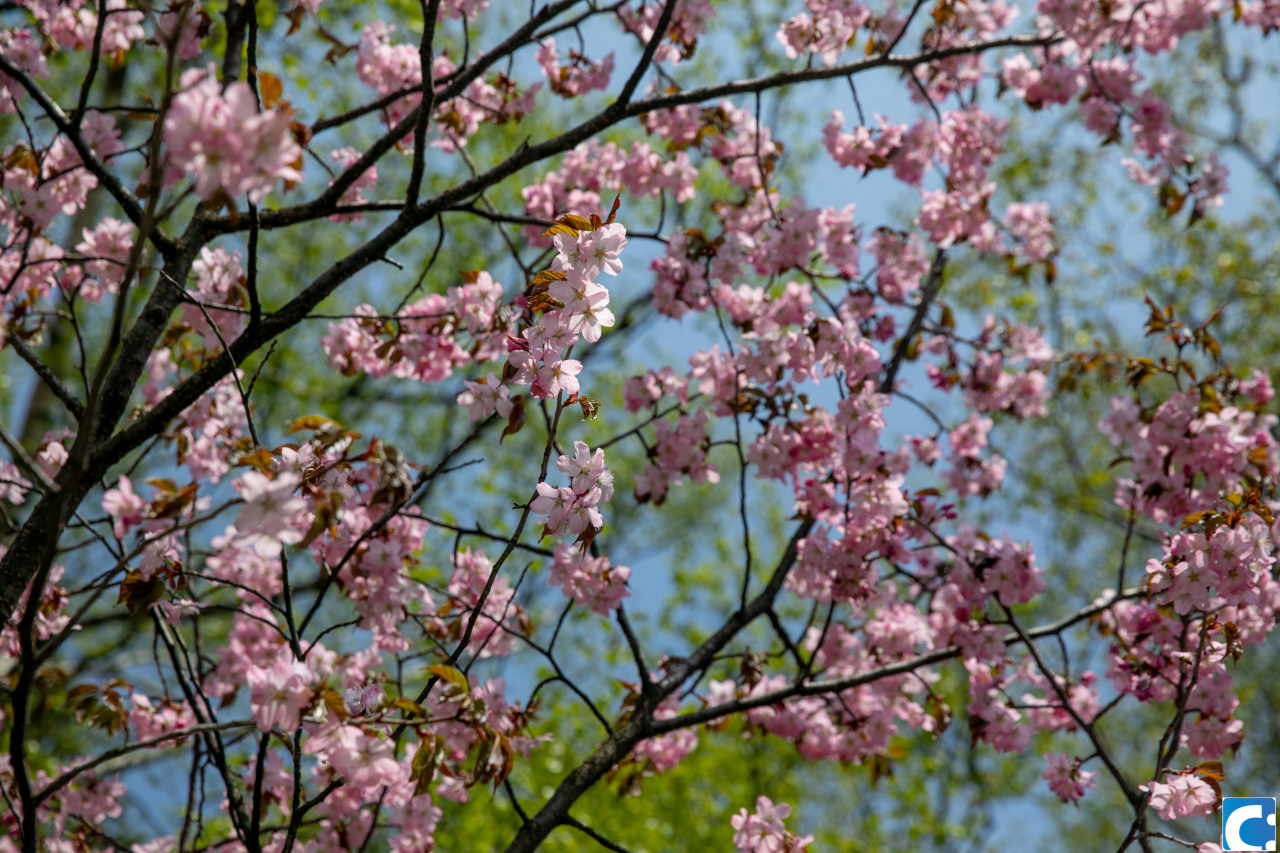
163,65,303,203
731,796,813,853
504,219,627,399
532,440,617,540
549,542,631,614
322,271,506,384
355,21,540,153
2,0,1278,850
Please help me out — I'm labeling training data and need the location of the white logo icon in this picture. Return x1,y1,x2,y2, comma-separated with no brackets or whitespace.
1224,800,1278,852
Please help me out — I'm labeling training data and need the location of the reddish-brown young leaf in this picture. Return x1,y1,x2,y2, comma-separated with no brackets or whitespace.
234,447,275,473
151,483,199,520
531,269,567,285
925,693,953,738
426,665,470,693
323,688,349,722
256,71,285,109
500,394,527,443
1196,760,1226,781
286,415,340,435
394,696,429,717
286,6,306,35
117,570,165,618
411,733,441,795
573,524,600,552
541,214,593,237
527,292,565,313
578,395,601,421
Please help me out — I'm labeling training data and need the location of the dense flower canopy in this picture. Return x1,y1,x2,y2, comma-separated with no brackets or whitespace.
0,0,1278,851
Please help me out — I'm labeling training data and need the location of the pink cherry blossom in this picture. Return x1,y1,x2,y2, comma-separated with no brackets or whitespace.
731,796,812,853
0,461,32,505
549,543,630,614
152,598,206,626
537,38,615,97
163,65,303,203
233,470,309,557
1142,773,1217,821
246,658,313,731
531,483,576,533
457,372,514,421
1004,201,1055,263
102,475,147,539
1042,753,1098,802
534,358,582,399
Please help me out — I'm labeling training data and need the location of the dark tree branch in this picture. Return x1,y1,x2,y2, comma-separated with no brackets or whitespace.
649,587,1142,734
6,334,85,421
498,519,814,853
881,250,945,393
561,815,637,853
34,720,255,805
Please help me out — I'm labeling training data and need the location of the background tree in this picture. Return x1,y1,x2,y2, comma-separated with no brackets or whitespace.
1,0,1278,852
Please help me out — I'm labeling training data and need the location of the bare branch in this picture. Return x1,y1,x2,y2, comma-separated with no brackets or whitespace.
34,720,255,806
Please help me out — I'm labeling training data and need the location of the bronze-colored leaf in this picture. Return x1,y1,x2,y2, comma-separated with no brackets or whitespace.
394,696,428,717
410,733,441,795
492,731,515,790
740,652,764,688
867,753,893,787
209,188,240,225
578,395,601,421
1158,182,1187,217
151,483,199,520
3,145,38,174
256,71,284,109
234,447,275,473
527,293,565,313
289,120,313,147
939,304,955,330
573,524,600,552
530,269,567,285
500,395,527,443
1203,775,1223,809
925,693,953,738
286,415,339,435
426,664,470,693
323,688,349,721
541,214,593,237
300,491,344,548
1196,760,1225,781
118,570,165,618
540,222,577,238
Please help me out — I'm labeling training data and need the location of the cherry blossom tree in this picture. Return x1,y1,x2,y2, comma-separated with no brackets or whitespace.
0,0,1277,852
